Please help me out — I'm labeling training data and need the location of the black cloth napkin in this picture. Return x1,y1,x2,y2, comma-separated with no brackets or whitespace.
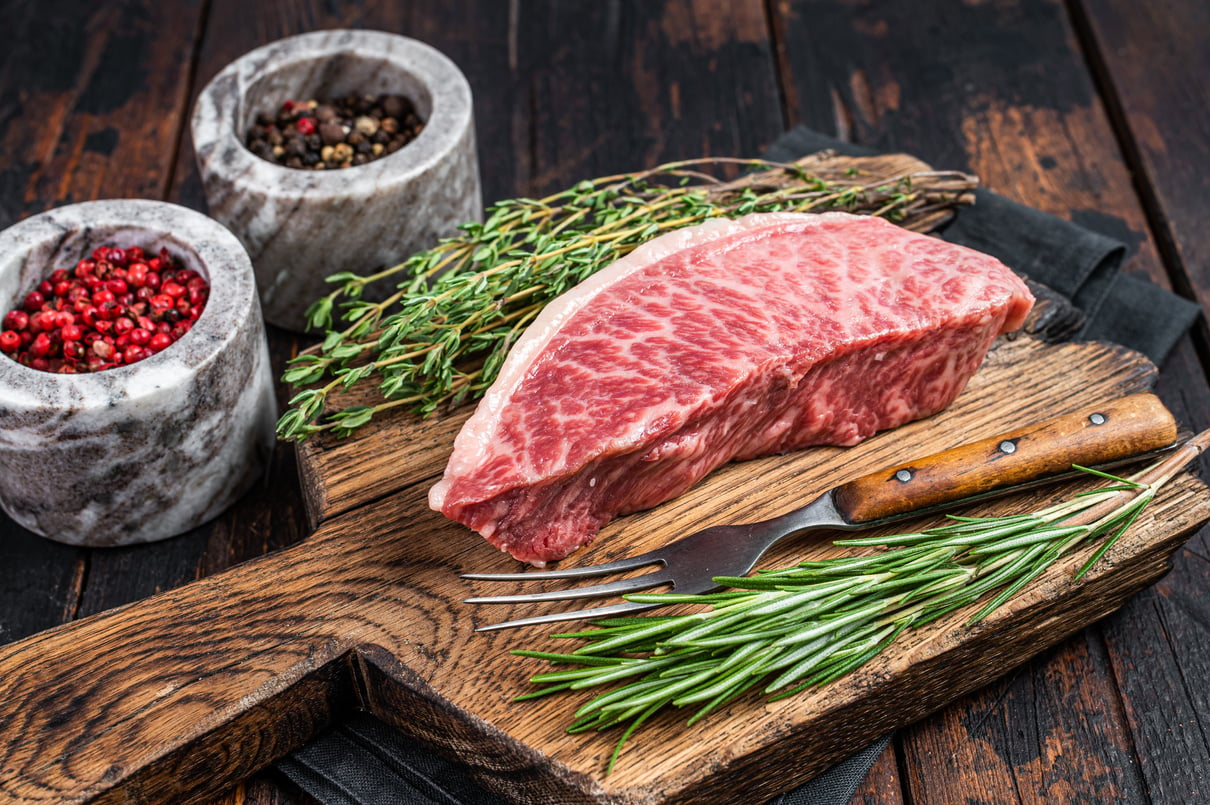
276,127,1200,804
277,714,888,804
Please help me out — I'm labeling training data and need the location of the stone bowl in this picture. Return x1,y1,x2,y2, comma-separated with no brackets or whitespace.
0,200,276,546
191,29,482,332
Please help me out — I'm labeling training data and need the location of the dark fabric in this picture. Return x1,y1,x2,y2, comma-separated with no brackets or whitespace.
280,127,1200,804
277,713,890,805
276,714,497,805
768,733,892,805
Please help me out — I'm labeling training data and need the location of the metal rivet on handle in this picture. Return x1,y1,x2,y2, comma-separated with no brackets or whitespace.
999,440,1017,454
895,469,913,483
1089,413,1107,425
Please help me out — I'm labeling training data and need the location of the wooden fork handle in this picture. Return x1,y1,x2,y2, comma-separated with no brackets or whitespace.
832,393,1179,524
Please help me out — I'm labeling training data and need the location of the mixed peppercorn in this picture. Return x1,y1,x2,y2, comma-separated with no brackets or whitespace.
245,93,424,170
0,245,209,373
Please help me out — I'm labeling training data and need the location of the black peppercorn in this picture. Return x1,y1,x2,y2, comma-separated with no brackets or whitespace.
319,122,344,146
244,92,425,171
381,95,408,119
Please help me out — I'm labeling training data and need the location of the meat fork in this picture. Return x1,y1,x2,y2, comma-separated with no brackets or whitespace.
463,393,1178,631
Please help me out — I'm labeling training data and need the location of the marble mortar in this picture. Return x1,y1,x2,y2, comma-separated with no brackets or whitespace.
191,29,483,332
0,200,276,546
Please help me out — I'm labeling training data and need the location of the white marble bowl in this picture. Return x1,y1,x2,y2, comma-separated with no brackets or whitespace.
0,200,276,546
191,29,482,332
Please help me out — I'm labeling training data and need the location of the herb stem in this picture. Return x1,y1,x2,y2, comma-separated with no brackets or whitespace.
510,443,1209,773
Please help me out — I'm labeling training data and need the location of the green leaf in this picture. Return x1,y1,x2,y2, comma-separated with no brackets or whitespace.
504,459,1178,775
332,405,375,431
321,329,344,352
274,409,305,439
304,296,334,330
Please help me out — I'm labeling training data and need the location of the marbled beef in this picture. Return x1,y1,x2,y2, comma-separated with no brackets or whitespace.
429,212,1034,564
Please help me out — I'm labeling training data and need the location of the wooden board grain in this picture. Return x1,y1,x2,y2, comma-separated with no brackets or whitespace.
1,329,1207,804
1075,0,1210,310
1069,7,1210,793
767,1,1210,800
0,0,312,662
0,0,210,647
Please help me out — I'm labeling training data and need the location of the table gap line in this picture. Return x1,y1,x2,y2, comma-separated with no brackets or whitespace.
161,0,215,202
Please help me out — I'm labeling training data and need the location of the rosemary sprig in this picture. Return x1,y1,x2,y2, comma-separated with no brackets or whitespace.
277,153,977,440
513,433,1210,773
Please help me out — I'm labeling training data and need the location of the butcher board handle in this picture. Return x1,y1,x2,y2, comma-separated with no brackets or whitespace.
833,393,1179,524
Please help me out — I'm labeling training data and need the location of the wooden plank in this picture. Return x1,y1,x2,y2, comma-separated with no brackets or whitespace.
766,1,1210,802
0,525,82,644
0,0,312,651
1092,344,1210,801
769,0,1168,284
1072,0,1210,311
0,0,207,642
0,0,203,226
901,637,1149,802
849,741,905,805
1099,553,1210,804
504,0,783,196
174,0,782,208
212,777,302,805
1068,4,1210,792
2,332,1207,804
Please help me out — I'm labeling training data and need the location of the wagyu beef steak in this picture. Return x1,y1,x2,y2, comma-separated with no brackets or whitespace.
429,212,1034,565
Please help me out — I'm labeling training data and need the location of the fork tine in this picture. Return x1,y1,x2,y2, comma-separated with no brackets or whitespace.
474,599,659,632
463,570,671,605
461,551,663,581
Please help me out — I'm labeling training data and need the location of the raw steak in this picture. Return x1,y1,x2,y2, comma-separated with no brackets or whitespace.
429,212,1034,564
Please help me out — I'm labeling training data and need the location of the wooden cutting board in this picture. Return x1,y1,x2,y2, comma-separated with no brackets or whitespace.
1,305,1208,804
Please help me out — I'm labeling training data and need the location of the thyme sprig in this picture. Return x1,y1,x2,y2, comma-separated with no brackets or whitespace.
513,433,1210,773
277,153,977,440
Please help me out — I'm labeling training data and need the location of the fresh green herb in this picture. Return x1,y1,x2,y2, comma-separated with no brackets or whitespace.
513,435,1209,773
277,153,976,440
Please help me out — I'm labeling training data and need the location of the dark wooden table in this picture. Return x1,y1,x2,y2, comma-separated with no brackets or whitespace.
2,1,1208,802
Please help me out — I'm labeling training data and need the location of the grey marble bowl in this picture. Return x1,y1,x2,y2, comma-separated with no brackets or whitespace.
191,29,482,332
0,200,276,546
